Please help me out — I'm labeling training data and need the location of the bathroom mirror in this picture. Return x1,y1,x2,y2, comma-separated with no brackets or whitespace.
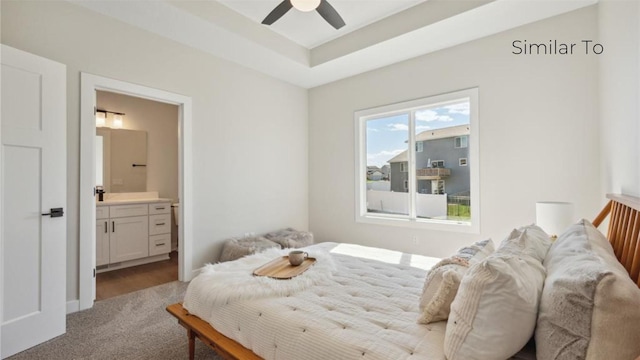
96,128,148,193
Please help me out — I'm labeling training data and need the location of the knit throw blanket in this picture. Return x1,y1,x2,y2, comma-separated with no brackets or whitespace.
183,248,335,308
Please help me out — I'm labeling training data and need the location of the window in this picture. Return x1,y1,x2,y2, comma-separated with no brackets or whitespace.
455,136,468,148
355,88,479,232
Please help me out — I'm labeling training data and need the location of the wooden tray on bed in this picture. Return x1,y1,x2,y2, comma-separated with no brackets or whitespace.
252,256,316,279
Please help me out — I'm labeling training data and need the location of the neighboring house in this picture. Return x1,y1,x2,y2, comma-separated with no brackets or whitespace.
388,125,470,195
369,170,383,181
366,165,383,180
380,165,390,180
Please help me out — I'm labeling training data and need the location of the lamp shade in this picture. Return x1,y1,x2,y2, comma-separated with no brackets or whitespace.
536,201,574,237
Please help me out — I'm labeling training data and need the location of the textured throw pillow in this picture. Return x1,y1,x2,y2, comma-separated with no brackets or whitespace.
498,224,552,262
264,228,314,248
219,236,280,262
444,229,546,360
535,219,640,360
417,239,494,324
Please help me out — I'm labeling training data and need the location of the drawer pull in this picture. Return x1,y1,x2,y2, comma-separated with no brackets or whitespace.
156,222,166,226
155,243,166,246
155,207,165,210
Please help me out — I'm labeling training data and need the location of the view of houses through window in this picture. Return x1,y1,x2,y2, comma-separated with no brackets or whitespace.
362,91,474,225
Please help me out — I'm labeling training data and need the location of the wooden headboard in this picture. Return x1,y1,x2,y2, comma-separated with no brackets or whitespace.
593,194,640,287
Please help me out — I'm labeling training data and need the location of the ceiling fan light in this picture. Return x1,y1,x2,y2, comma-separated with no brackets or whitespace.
290,0,321,12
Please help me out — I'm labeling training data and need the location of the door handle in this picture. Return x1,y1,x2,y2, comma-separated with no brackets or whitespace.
104,221,107,233
42,207,64,217
112,221,115,233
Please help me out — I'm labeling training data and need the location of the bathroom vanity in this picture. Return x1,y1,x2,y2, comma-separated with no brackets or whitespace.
96,194,173,272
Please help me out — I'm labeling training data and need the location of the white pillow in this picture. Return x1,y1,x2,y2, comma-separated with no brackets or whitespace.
418,239,494,324
536,219,640,360
498,224,551,262
444,230,546,360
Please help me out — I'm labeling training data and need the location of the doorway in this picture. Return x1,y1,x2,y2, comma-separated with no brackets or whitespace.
79,73,193,311
94,90,180,300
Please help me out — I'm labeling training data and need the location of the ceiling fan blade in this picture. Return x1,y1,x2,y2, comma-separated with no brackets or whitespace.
262,0,293,25
316,0,345,29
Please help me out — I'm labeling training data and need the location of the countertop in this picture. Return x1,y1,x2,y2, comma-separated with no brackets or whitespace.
96,198,173,206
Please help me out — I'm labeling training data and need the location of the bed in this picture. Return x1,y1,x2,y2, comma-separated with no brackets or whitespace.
168,194,640,360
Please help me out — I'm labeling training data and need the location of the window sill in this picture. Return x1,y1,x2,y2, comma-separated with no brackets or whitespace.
356,214,479,234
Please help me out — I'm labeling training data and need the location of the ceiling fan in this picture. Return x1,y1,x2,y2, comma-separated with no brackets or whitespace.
262,0,346,30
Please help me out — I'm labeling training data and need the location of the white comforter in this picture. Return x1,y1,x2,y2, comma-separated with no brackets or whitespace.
184,242,445,360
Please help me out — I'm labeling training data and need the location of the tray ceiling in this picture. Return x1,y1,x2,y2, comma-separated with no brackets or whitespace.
69,0,598,88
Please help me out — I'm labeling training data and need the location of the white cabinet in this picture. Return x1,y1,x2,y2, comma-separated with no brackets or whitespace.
96,200,171,272
148,203,171,255
110,215,149,263
149,234,171,256
96,206,110,266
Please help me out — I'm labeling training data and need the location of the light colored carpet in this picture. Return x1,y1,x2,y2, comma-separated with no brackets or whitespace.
8,281,222,360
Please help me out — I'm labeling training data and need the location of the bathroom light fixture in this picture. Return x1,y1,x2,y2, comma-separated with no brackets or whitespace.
96,109,125,129
112,114,124,129
95,111,106,127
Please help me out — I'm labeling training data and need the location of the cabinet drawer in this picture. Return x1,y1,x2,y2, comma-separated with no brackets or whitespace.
149,234,171,256
96,206,109,220
149,202,171,215
109,204,148,218
149,214,171,235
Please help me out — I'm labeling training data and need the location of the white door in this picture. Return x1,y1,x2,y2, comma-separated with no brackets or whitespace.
1,45,67,358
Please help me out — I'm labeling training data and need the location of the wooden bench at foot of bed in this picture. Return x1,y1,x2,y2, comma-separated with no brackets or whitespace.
166,303,262,360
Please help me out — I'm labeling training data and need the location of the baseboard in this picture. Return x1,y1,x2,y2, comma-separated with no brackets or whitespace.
67,299,80,314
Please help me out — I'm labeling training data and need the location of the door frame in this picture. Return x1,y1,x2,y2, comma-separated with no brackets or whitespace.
79,73,193,311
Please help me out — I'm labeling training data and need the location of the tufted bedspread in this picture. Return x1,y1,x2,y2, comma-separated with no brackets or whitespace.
184,242,450,360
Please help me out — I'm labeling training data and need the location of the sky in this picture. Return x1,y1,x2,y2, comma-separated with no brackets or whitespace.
366,100,470,168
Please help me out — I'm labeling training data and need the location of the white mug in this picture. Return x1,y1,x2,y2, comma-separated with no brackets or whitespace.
288,250,308,266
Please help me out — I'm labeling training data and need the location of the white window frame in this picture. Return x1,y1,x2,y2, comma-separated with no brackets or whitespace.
459,158,468,166
416,142,424,153
354,88,480,233
400,162,407,172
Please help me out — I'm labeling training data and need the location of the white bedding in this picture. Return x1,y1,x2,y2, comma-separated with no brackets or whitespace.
183,242,535,360
184,242,444,360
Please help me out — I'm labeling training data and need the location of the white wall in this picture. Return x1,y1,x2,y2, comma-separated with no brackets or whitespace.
598,0,640,198
1,1,308,303
309,7,601,258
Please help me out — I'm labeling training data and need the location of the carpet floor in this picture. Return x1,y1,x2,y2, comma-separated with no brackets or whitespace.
8,281,222,360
